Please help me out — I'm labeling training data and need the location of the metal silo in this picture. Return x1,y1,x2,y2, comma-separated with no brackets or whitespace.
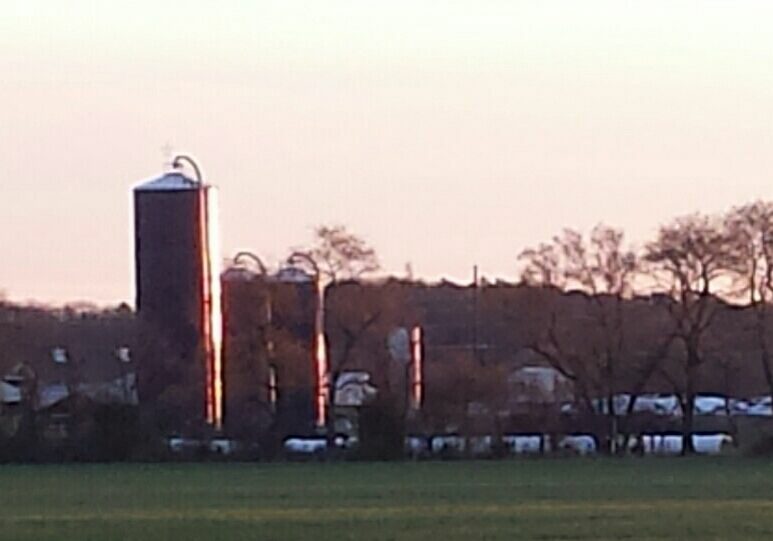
133,157,223,429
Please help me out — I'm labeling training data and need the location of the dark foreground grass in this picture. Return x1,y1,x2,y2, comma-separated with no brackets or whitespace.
1,458,773,540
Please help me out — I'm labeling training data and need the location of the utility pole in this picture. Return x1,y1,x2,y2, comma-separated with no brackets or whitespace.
472,265,480,365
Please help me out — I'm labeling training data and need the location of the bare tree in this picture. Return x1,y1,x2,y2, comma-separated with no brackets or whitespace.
298,224,380,284
725,201,773,404
324,281,414,442
326,283,394,387
725,202,773,297
644,212,736,455
290,226,389,446
519,224,638,453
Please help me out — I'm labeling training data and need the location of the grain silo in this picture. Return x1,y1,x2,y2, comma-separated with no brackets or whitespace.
133,157,223,428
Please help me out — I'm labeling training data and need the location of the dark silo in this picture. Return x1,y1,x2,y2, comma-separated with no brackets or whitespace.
134,167,223,429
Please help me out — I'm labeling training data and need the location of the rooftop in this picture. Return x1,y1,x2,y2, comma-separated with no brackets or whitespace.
134,171,201,192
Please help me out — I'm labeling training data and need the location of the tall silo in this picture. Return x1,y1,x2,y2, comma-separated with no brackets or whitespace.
133,159,223,429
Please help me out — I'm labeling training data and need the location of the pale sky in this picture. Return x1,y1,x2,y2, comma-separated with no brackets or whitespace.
2,1,773,305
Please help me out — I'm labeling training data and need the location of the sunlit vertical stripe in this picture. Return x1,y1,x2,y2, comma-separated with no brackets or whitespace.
411,325,423,410
206,186,224,429
268,364,278,413
198,187,214,425
315,279,328,428
199,186,223,429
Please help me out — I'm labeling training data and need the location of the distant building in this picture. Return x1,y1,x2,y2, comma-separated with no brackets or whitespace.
508,365,572,413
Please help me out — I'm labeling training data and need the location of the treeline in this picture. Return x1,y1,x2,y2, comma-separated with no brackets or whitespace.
220,209,773,457
7,204,773,459
515,201,773,454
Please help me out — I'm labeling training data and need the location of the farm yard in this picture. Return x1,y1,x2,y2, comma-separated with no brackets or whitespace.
2,459,773,540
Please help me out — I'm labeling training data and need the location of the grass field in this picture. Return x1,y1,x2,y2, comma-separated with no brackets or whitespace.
2,459,773,540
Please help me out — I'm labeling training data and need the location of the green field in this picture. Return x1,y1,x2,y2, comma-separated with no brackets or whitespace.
2,459,773,540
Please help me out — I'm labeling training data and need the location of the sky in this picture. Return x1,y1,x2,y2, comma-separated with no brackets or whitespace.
1,1,773,305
